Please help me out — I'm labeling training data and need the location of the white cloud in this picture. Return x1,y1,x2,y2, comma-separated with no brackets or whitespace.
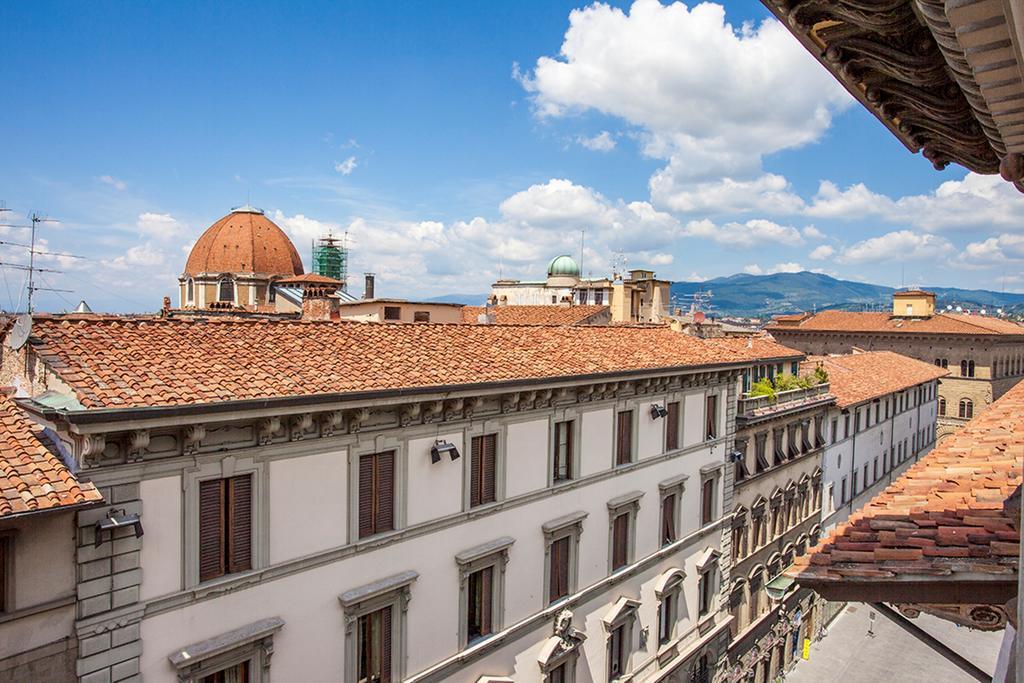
743,264,763,275
838,230,954,264
743,262,804,275
683,218,803,247
98,175,127,191
957,234,1024,266
519,0,851,212
802,225,825,240
577,131,616,151
809,245,834,260
650,172,805,215
108,242,166,270
137,212,184,240
334,156,358,175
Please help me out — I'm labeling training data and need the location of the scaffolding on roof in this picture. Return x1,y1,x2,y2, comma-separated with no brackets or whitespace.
312,233,348,290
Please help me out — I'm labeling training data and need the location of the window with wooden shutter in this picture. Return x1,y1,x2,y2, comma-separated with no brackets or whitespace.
660,494,676,547
608,624,626,679
359,451,396,539
198,475,252,582
553,421,573,482
665,402,680,451
470,435,497,507
357,605,393,683
616,411,633,466
701,478,715,525
611,512,630,570
705,395,717,440
467,565,494,643
200,660,250,683
548,535,570,604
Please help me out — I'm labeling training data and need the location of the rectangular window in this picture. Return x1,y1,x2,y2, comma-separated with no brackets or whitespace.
199,475,253,582
873,457,879,481
466,566,494,644
553,421,574,482
200,661,250,683
698,568,714,616
844,415,850,438
359,451,395,538
383,306,400,321
616,411,633,466
660,493,677,547
412,311,430,323
863,463,869,487
701,478,715,525
357,606,393,683
548,536,571,604
665,401,680,451
875,403,880,423
595,290,604,305
830,418,838,445
549,662,570,683
470,434,497,507
840,477,847,504
611,512,630,571
705,394,718,440
658,593,675,645
852,471,859,496
608,624,626,680
854,411,861,432
755,434,770,473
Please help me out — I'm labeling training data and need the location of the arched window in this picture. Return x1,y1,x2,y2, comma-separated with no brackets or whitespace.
959,398,973,420
968,360,975,377
960,360,968,377
185,278,194,304
218,277,235,303
938,397,946,416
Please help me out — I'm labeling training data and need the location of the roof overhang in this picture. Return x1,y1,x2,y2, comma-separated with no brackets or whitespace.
790,574,1016,606
760,0,1024,190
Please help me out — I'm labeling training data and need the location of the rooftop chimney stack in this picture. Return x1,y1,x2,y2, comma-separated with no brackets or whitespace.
364,273,375,300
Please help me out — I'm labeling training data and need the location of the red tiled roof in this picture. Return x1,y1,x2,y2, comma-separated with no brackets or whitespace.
768,310,1024,336
704,336,804,361
786,380,1023,591
275,274,342,286
22,316,792,409
0,391,103,517
800,351,948,408
460,305,610,325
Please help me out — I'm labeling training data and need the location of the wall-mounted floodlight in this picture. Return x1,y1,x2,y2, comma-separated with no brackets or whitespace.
728,450,744,463
95,508,143,547
650,404,668,419
430,440,460,464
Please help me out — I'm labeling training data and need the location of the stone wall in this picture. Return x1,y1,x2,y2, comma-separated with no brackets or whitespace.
0,637,76,683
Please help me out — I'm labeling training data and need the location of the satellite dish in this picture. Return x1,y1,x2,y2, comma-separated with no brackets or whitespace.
6,313,31,351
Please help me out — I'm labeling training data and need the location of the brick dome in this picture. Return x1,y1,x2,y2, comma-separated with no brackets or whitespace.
183,207,304,277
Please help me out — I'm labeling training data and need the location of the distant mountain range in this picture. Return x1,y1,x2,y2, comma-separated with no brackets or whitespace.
671,272,1024,318
427,271,1024,318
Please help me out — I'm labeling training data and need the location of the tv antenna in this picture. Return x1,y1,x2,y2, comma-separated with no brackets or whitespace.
0,207,83,313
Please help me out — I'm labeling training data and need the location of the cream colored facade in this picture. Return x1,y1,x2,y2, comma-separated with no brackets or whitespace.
333,300,464,324
4,345,768,683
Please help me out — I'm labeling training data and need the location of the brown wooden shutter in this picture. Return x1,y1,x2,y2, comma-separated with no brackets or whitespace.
612,513,629,569
470,436,482,507
377,451,395,533
359,454,375,538
702,479,714,524
666,402,679,451
565,423,573,479
227,475,252,573
199,479,225,581
661,494,676,545
381,605,393,683
617,412,632,465
549,536,570,602
482,435,496,504
480,567,493,636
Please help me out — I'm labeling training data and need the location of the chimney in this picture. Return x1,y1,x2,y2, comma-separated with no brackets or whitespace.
364,273,375,300
301,278,342,321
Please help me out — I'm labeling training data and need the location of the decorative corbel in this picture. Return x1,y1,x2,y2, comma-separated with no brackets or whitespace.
290,413,313,441
501,392,520,414
422,400,444,423
463,397,483,419
258,417,281,445
602,382,617,399
183,425,205,455
77,434,107,467
399,403,421,427
443,398,464,421
535,388,552,409
577,385,593,402
349,408,370,433
518,390,537,411
637,378,652,394
319,410,344,437
127,430,150,461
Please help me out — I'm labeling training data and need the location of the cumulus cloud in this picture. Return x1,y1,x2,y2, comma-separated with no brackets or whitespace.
802,225,825,240
334,156,358,175
809,244,834,260
577,131,617,151
518,0,851,211
137,212,185,240
683,218,803,247
838,230,954,264
108,243,167,270
743,262,804,275
957,234,1024,266
98,175,127,191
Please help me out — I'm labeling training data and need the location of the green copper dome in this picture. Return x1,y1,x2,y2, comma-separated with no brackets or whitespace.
547,254,580,278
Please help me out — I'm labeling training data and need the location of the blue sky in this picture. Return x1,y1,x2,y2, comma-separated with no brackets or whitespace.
2,0,1023,312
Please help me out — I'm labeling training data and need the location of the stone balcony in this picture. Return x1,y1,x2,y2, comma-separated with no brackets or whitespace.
736,383,835,426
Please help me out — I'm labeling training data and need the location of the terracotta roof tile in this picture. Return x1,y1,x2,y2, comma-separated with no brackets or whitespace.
460,305,610,325
800,351,948,408
21,316,797,409
768,310,1024,336
786,379,1024,587
0,392,103,517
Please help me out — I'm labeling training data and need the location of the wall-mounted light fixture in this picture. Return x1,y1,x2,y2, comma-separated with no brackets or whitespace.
650,404,668,419
94,508,144,547
430,440,460,464
728,450,744,463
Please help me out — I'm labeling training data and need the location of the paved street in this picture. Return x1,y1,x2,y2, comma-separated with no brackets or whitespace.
787,604,1004,683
